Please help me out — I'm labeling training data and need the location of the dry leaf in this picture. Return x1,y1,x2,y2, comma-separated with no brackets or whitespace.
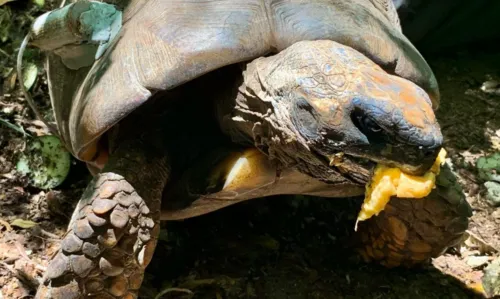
10,219,38,229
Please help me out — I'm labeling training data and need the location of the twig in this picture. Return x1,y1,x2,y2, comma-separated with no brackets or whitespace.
0,117,30,137
40,229,60,240
155,288,194,299
465,229,500,253
14,241,47,272
15,242,34,264
0,48,9,58
16,32,59,137
0,262,39,291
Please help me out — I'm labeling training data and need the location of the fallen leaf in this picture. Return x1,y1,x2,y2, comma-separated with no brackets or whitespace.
0,242,19,260
33,0,44,7
10,219,38,229
0,219,12,231
254,235,280,250
1,68,16,93
22,63,38,91
463,230,499,254
483,258,500,297
466,256,490,268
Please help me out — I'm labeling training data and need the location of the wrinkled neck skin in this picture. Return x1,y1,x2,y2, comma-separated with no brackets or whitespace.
217,62,370,185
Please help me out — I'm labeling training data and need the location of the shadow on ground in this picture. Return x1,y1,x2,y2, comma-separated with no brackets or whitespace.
430,50,500,251
431,50,500,154
140,195,481,299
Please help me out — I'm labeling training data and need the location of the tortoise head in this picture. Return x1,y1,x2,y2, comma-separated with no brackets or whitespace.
231,40,442,180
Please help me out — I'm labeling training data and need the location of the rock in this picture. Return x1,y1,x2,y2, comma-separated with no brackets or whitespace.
481,80,500,96
477,153,500,183
482,258,500,297
466,256,490,268
484,181,500,207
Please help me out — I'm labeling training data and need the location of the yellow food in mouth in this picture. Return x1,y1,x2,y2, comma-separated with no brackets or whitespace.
355,148,447,229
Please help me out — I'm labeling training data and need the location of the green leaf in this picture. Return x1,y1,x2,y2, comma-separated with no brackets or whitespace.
16,135,71,189
22,63,38,90
11,218,38,229
254,235,280,250
0,7,12,42
33,0,44,7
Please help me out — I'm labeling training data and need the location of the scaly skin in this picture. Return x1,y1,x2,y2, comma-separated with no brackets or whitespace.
356,163,472,267
35,137,170,298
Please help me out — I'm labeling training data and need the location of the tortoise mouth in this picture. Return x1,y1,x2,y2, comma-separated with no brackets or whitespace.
314,151,375,185
315,141,441,185
337,149,438,176
318,150,436,187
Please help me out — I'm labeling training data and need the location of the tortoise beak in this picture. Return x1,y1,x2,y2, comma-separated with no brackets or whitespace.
394,145,443,176
324,152,376,185
342,141,443,177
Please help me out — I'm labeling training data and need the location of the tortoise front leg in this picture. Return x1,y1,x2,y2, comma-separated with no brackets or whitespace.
36,138,169,298
355,163,472,267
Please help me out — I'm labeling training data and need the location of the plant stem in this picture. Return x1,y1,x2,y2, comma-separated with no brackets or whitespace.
0,117,30,137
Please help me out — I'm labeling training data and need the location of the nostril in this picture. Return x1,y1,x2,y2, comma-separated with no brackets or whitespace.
424,149,435,157
421,145,441,159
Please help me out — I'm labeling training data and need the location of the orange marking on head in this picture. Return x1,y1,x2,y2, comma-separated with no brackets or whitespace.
398,88,417,105
402,108,426,128
392,77,437,129
366,69,395,89
399,93,435,129
358,68,437,130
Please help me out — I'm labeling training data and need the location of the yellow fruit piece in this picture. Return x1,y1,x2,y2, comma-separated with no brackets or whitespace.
356,148,447,226
396,171,436,198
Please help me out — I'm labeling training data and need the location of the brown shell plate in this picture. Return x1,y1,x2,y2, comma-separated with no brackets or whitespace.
47,0,439,162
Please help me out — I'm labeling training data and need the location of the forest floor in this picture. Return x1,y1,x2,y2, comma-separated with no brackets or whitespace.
0,2,499,299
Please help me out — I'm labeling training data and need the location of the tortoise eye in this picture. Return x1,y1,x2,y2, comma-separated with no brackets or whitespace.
291,98,320,140
360,116,382,133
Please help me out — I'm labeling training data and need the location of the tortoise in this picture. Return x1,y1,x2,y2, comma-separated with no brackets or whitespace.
28,0,472,298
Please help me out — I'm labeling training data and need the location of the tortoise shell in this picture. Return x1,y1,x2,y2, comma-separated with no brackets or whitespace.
46,0,439,163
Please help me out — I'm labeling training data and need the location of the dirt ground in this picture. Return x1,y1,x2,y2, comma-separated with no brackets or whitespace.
1,2,499,299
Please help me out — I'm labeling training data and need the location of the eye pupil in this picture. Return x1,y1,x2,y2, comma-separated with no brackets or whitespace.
351,109,384,137
361,116,382,133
